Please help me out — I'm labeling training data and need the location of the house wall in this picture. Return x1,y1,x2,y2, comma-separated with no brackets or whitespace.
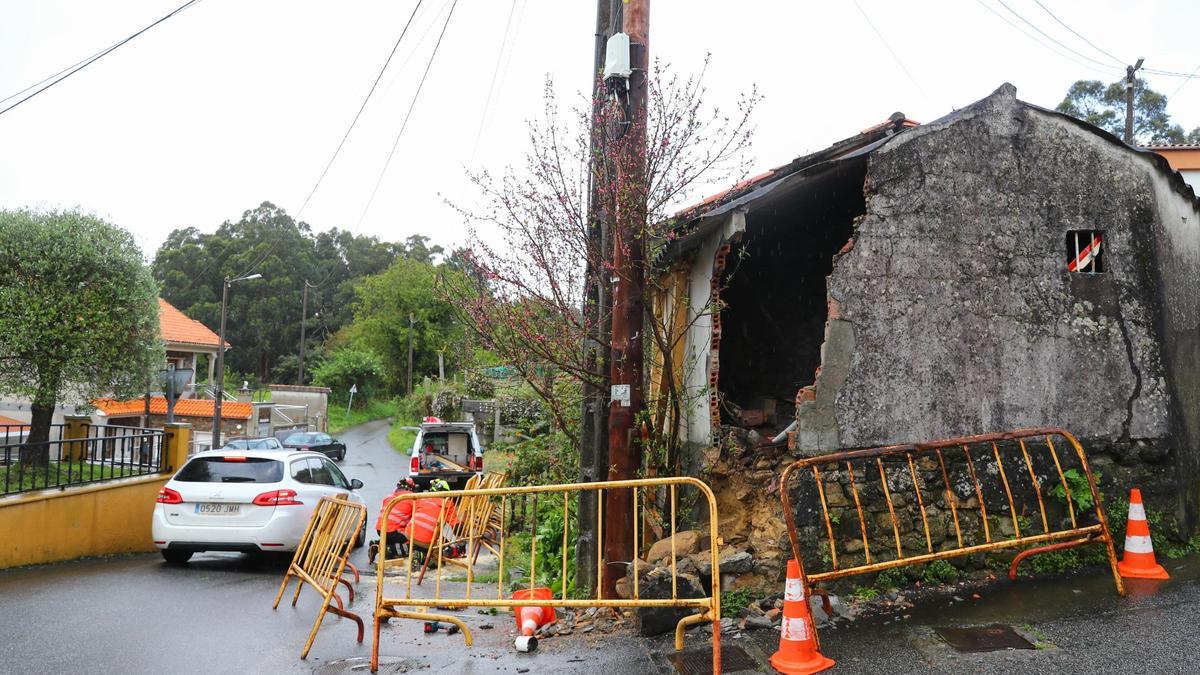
679,212,745,456
0,424,191,569
1148,176,1200,528
807,84,1198,520
268,386,329,425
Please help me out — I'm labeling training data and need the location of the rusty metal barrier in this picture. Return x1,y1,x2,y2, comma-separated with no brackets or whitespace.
272,495,367,658
781,428,1123,638
371,477,724,673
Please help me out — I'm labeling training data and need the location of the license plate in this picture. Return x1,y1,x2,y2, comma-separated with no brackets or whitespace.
195,503,241,515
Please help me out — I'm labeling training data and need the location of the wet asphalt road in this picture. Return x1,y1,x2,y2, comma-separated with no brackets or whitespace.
743,554,1200,674
0,419,648,675
6,419,1200,673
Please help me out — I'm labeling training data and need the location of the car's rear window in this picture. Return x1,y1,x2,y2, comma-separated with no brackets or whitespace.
175,457,284,483
284,433,317,444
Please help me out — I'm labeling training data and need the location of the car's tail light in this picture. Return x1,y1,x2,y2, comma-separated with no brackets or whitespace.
253,489,303,506
156,487,183,504
476,454,483,472
410,455,420,474
222,456,247,462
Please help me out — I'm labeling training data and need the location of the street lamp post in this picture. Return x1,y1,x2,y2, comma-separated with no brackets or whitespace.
213,272,262,449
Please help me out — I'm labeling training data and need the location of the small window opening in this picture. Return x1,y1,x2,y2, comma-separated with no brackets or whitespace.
1066,230,1104,274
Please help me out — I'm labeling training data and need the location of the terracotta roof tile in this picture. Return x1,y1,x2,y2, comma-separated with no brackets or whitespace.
92,397,251,420
158,298,225,348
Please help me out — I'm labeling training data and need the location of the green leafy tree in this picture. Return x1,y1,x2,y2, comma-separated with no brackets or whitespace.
153,202,403,381
341,257,465,394
0,210,164,464
1057,79,1200,144
311,348,384,407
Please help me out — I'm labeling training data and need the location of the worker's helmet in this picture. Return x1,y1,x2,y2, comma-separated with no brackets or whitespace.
430,478,451,492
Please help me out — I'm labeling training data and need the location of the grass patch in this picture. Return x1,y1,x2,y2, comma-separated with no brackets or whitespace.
1,461,140,494
327,398,401,434
387,419,418,454
851,585,880,602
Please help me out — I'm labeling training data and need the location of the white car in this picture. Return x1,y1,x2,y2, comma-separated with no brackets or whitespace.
151,448,366,564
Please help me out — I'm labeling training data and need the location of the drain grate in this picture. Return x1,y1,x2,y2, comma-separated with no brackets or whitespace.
934,624,1036,653
667,645,758,674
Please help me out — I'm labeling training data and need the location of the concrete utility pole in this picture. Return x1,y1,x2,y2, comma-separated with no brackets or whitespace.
1125,58,1144,145
603,0,649,597
298,280,315,385
577,0,621,599
407,313,416,397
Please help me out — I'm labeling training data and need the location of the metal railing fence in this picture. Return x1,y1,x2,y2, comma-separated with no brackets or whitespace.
780,427,1123,592
372,476,724,673
1,423,165,496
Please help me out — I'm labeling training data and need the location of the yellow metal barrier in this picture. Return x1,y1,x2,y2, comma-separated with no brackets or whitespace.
780,428,1124,649
272,495,368,658
371,477,724,673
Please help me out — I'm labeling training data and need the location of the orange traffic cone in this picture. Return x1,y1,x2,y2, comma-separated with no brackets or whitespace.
511,587,556,652
769,560,835,674
1117,488,1169,580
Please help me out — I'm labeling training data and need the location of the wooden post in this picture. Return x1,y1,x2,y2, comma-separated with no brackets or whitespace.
603,0,649,597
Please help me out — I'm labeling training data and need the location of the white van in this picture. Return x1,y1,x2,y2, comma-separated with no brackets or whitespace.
404,417,484,489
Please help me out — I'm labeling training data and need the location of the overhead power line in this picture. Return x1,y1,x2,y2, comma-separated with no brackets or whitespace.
295,0,426,219
357,0,461,228
972,0,1122,78
853,1,930,104
994,0,1118,71
0,0,204,117
1031,0,1124,67
469,0,520,163
247,1,432,289
1170,63,1200,98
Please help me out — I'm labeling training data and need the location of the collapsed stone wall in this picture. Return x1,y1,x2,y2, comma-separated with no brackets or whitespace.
794,84,1197,522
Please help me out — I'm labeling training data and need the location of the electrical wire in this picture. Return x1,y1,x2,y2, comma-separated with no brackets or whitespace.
1031,0,1124,67
1145,67,1200,79
853,1,930,104
994,0,1118,71
0,0,203,117
972,0,1122,78
295,0,426,218
240,0,434,288
1170,63,1200,98
356,0,460,229
468,0,519,164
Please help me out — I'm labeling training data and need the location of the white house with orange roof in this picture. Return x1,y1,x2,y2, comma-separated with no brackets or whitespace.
1145,144,1200,191
157,297,224,390
90,298,251,450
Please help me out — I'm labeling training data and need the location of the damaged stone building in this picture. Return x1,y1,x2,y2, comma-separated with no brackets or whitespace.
650,84,1200,582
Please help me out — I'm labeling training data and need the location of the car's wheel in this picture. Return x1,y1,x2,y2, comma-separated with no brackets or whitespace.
161,549,193,565
355,525,366,549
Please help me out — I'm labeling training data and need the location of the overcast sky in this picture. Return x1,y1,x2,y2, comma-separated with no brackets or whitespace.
2,0,1198,259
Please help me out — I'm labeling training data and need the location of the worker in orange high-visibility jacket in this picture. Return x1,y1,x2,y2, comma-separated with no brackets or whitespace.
368,478,418,565
408,479,459,552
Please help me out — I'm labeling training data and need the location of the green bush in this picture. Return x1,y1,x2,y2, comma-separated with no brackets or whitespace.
851,586,879,602
312,348,385,407
464,373,495,399
920,559,960,584
1048,468,1098,512
874,567,906,591
722,587,754,615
